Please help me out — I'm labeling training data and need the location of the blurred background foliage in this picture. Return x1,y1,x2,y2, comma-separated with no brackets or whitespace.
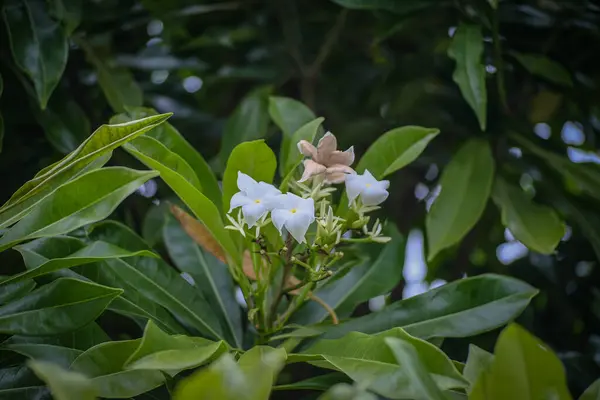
1,0,600,396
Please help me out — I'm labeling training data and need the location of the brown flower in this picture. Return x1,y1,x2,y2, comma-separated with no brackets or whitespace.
297,132,355,184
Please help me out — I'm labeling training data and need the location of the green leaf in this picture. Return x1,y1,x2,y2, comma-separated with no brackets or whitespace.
292,329,466,399
0,365,42,390
125,136,240,267
28,360,97,400
163,216,243,348
292,226,404,325
470,324,572,400
3,241,157,286
0,279,35,305
492,177,565,254
330,0,438,14
384,337,447,400
222,140,277,214
580,379,600,400
219,86,272,166
71,339,165,398
0,114,4,155
318,274,537,340
448,24,487,131
0,113,171,229
463,344,493,387
34,93,91,154
0,278,122,335
268,96,317,177
111,107,222,212
49,0,81,35
512,52,573,87
1,344,82,368
284,117,325,175
426,139,494,261
273,373,351,391
0,167,159,252
318,383,378,400
124,321,227,376
174,346,287,400
356,126,440,179
3,0,68,109
87,221,225,340
6,322,110,350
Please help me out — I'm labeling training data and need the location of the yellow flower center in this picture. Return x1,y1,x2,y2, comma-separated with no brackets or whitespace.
290,208,297,214
365,183,372,188
254,199,261,204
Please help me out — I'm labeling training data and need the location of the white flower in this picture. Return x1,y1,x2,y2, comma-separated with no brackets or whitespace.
229,172,281,227
345,169,390,206
269,193,315,243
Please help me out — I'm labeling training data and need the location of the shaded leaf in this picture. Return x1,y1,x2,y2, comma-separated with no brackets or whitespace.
6,322,110,351
219,86,272,166
318,383,377,400
448,24,487,131
28,360,97,400
0,279,35,305
1,344,82,368
3,0,68,109
463,344,493,387
0,113,171,229
318,274,537,340
426,139,494,261
513,52,573,87
356,126,440,178
273,373,351,391
470,324,572,400
492,177,565,254
330,0,438,14
580,379,600,400
0,278,122,335
49,0,81,34
222,140,277,214
0,167,159,252
164,214,243,348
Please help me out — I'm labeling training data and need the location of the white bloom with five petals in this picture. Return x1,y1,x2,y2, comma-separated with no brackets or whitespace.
269,193,315,243
345,169,390,206
229,172,281,227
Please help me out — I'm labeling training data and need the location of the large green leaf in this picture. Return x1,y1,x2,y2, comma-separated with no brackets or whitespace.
3,0,68,109
174,346,286,400
512,52,573,87
111,107,222,212
222,140,277,214
124,136,240,266
28,360,97,400
0,279,35,305
318,274,538,340
3,241,157,286
356,126,440,179
463,344,493,388
292,227,404,325
580,379,600,400
71,339,165,398
6,322,110,351
219,86,272,167
0,278,122,335
470,324,572,400
292,329,466,399
86,221,225,340
0,113,170,229
124,321,227,376
284,117,325,175
1,344,82,368
268,96,317,177
385,337,447,400
163,216,243,348
426,139,494,261
15,236,186,335
0,167,158,252
448,24,487,131
492,177,565,254
0,365,43,391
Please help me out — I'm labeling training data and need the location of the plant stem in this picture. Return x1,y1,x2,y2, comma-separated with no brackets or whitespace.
269,235,295,328
492,8,509,114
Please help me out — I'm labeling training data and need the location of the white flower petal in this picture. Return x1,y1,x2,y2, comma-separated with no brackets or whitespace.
242,203,268,227
229,192,252,212
237,171,258,192
285,212,313,243
345,173,363,204
362,186,389,206
271,209,290,234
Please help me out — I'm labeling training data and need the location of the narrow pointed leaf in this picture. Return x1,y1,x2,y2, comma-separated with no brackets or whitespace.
513,52,573,87
580,379,600,400
0,278,122,335
463,344,493,387
492,177,565,254
0,113,170,229
0,167,159,252
426,139,494,261
448,24,487,131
